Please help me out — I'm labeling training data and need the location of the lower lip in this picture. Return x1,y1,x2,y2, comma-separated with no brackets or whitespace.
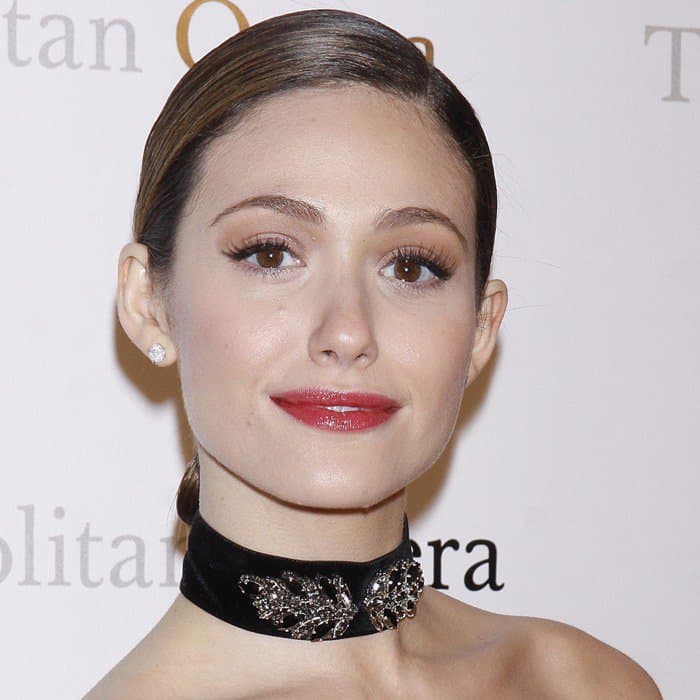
270,398,399,432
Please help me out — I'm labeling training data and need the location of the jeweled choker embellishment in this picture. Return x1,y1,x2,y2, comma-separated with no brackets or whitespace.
238,557,424,641
179,510,424,642
361,557,424,632
238,571,359,641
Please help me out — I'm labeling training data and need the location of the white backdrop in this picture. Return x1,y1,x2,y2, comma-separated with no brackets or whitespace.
1,1,697,697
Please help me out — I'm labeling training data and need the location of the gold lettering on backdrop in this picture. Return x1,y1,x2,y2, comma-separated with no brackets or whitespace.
177,0,249,67
177,2,433,68
408,37,433,64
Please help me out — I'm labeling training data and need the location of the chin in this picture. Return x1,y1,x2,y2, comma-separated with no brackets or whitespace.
264,468,401,511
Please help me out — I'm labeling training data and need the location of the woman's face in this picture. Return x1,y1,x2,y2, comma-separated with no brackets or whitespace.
168,85,480,509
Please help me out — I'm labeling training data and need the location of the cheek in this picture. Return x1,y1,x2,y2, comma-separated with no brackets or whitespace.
184,295,293,377
395,304,474,416
173,278,298,441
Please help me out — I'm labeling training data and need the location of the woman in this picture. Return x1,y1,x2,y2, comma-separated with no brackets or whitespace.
86,9,661,699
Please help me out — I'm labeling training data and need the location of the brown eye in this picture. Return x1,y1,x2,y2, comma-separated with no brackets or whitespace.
394,258,422,284
380,245,454,292
256,248,285,269
223,235,299,277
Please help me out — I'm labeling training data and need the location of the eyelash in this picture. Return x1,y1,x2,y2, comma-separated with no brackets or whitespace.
222,234,457,293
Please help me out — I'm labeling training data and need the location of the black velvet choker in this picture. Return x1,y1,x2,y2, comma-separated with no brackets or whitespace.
179,510,424,642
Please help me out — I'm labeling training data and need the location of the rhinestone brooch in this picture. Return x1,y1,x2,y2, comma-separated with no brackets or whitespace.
239,558,424,642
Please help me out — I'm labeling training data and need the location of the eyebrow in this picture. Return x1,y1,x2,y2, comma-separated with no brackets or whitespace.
209,194,470,253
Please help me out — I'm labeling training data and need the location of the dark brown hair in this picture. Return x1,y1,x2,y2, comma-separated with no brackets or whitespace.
133,9,498,526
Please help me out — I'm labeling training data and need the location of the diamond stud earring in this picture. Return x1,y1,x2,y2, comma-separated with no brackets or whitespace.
147,342,166,365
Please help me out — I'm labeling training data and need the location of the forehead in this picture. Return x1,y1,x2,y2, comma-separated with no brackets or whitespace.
191,85,475,233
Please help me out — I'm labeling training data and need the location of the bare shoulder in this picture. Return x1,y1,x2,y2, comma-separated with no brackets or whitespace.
82,623,183,700
82,596,221,700
507,615,663,699
421,589,662,699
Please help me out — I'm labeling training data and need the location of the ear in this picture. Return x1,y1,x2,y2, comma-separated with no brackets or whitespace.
465,278,508,390
116,242,177,366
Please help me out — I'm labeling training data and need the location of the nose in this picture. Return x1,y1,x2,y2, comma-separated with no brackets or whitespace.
307,271,378,369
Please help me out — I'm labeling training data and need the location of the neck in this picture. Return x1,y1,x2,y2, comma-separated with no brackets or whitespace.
197,450,407,561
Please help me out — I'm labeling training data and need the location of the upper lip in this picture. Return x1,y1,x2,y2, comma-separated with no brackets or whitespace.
270,387,401,410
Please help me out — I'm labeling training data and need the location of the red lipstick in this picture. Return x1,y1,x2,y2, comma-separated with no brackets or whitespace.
269,387,401,432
